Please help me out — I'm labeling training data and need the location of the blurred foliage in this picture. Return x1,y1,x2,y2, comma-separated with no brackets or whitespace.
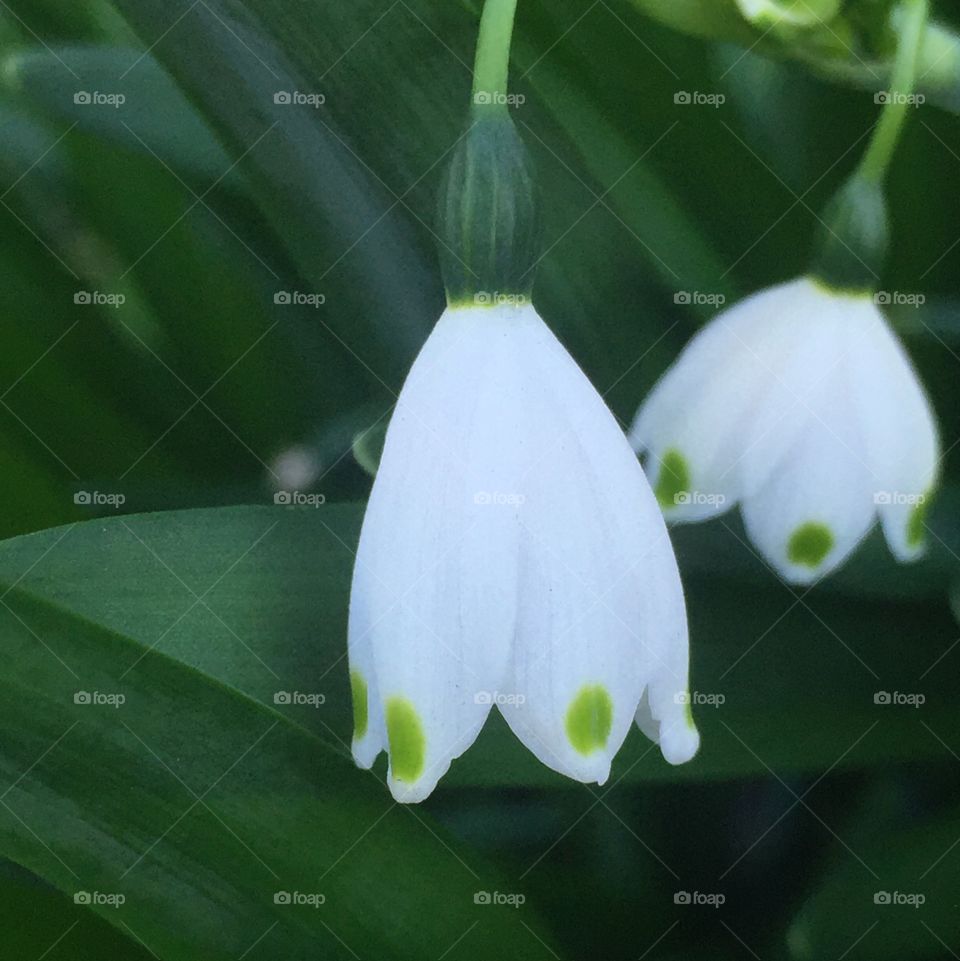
0,0,958,958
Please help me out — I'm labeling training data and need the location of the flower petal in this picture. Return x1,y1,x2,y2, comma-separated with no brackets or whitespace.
347,580,384,770
740,359,876,584
632,536,700,765
846,305,940,561
350,306,525,802
631,278,829,522
495,309,690,781
630,305,752,522
735,280,852,498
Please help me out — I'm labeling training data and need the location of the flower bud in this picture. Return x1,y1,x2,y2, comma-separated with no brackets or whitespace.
436,106,541,305
809,175,889,294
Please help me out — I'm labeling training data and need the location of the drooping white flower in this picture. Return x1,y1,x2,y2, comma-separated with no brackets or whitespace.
349,302,699,803
630,276,939,584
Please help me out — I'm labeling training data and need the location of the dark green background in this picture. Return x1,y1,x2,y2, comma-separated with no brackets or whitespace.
0,0,958,958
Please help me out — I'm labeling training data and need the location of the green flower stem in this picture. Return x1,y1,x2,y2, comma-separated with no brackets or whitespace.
809,0,930,292
471,0,519,104
857,0,929,184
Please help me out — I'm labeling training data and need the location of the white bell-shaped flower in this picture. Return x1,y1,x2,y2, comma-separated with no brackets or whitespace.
349,302,699,802
630,277,939,584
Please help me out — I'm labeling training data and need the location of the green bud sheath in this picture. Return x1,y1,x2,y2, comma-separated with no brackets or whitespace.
436,104,542,306
808,174,889,295
809,0,926,296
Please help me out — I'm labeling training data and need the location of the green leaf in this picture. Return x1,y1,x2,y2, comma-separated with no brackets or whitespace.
5,46,236,182
108,0,438,385
0,861,153,960
513,9,737,314
0,80,363,491
0,505,957,792
0,572,560,959
788,805,960,960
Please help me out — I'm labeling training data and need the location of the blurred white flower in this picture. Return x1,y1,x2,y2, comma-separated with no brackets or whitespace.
269,444,321,491
631,277,939,584
734,0,838,28
349,302,698,803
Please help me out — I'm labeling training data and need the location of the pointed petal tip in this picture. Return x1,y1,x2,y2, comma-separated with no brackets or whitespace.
386,753,454,804
501,708,616,788
773,538,842,585
386,771,439,804
775,561,830,587
380,695,486,803
750,514,866,586
569,751,614,786
879,490,935,565
351,737,381,770
635,687,700,766
547,751,613,787
561,683,617,784
893,540,927,564
660,718,701,766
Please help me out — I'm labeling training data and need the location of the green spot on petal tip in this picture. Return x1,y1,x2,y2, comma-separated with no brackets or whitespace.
565,684,613,756
787,522,834,568
350,671,368,741
385,697,426,782
654,448,690,510
906,498,928,550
